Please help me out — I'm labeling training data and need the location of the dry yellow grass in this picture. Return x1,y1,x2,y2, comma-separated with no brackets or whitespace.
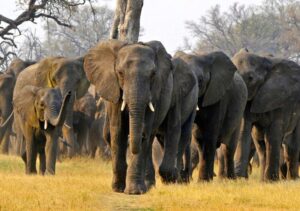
1,154,300,211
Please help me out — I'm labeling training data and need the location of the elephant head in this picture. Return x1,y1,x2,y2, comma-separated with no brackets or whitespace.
6,58,36,78
232,48,300,113
84,39,172,154
13,86,71,129
174,51,236,107
44,57,90,100
232,48,272,101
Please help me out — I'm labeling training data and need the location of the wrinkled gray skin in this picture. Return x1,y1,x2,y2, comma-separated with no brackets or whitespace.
13,57,90,158
72,92,96,154
146,56,199,185
84,40,174,194
176,51,248,181
0,58,35,154
13,86,71,175
233,48,300,181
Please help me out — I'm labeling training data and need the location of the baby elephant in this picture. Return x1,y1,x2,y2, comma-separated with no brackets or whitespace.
13,85,71,175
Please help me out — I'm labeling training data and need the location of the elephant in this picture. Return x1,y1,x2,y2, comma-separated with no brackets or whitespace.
13,85,71,174
0,58,35,154
175,51,248,181
233,48,300,181
84,39,176,194
88,97,111,159
73,92,96,154
13,57,90,158
146,55,199,185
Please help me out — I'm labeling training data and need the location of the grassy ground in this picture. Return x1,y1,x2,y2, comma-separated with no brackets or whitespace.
1,155,300,211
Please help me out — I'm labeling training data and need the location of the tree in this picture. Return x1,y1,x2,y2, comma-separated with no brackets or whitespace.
110,0,143,42
0,0,94,70
41,5,113,57
185,0,300,62
18,29,43,60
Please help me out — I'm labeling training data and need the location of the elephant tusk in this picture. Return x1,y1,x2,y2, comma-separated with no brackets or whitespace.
121,100,126,111
44,120,48,130
149,102,155,112
64,123,72,129
196,106,200,111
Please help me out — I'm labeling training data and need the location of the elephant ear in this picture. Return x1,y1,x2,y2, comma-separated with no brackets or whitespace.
84,40,127,104
13,85,40,128
144,41,173,79
202,51,236,107
172,57,196,101
251,60,300,113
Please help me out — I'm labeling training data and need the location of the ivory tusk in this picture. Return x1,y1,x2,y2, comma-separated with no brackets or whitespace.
196,106,200,111
44,120,48,130
121,100,126,111
64,123,72,129
149,102,155,112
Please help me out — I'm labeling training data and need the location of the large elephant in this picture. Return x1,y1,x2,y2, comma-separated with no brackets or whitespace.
14,57,90,158
147,56,199,185
175,51,248,181
0,58,35,154
13,85,71,174
84,40,175,194
233,48,300,181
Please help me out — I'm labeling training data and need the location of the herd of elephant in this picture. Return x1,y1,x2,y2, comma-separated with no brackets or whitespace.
1,39,300,195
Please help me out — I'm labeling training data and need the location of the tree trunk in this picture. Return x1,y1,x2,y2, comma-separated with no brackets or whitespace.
110,0,143,43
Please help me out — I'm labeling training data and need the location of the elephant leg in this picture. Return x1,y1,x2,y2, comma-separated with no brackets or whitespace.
125,136,148,194
284,126,300,179
264,118,282,181
182,142,191,182
177,112,195,183
198,105,220,181
248,142,257,174
39,148,46,175
234,118,252,178
217,147,226,178
159,107,181,184
190,133,200,178
45,132,59,175
62,125,76,158
0,130,10,154
224,129,240,179
109,105,128,193
77,128,87,155
145,135,156,190
25,136,37,174
253,138,266,181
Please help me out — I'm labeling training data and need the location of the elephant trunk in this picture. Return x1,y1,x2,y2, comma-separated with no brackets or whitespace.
128,102,145,155
47,91,72,127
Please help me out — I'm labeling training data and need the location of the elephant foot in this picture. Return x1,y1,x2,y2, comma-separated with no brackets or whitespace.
145,179,156,190
198,171,213,182
159,166,178,183
124,181,147,195
45,170,55,175
234,168,248,179
178,170,190,183
112,182,125,193
26,170,37,175
264,170,279,181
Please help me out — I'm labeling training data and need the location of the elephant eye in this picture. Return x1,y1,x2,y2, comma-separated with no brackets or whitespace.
40,101,45,108
150,70,156,78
